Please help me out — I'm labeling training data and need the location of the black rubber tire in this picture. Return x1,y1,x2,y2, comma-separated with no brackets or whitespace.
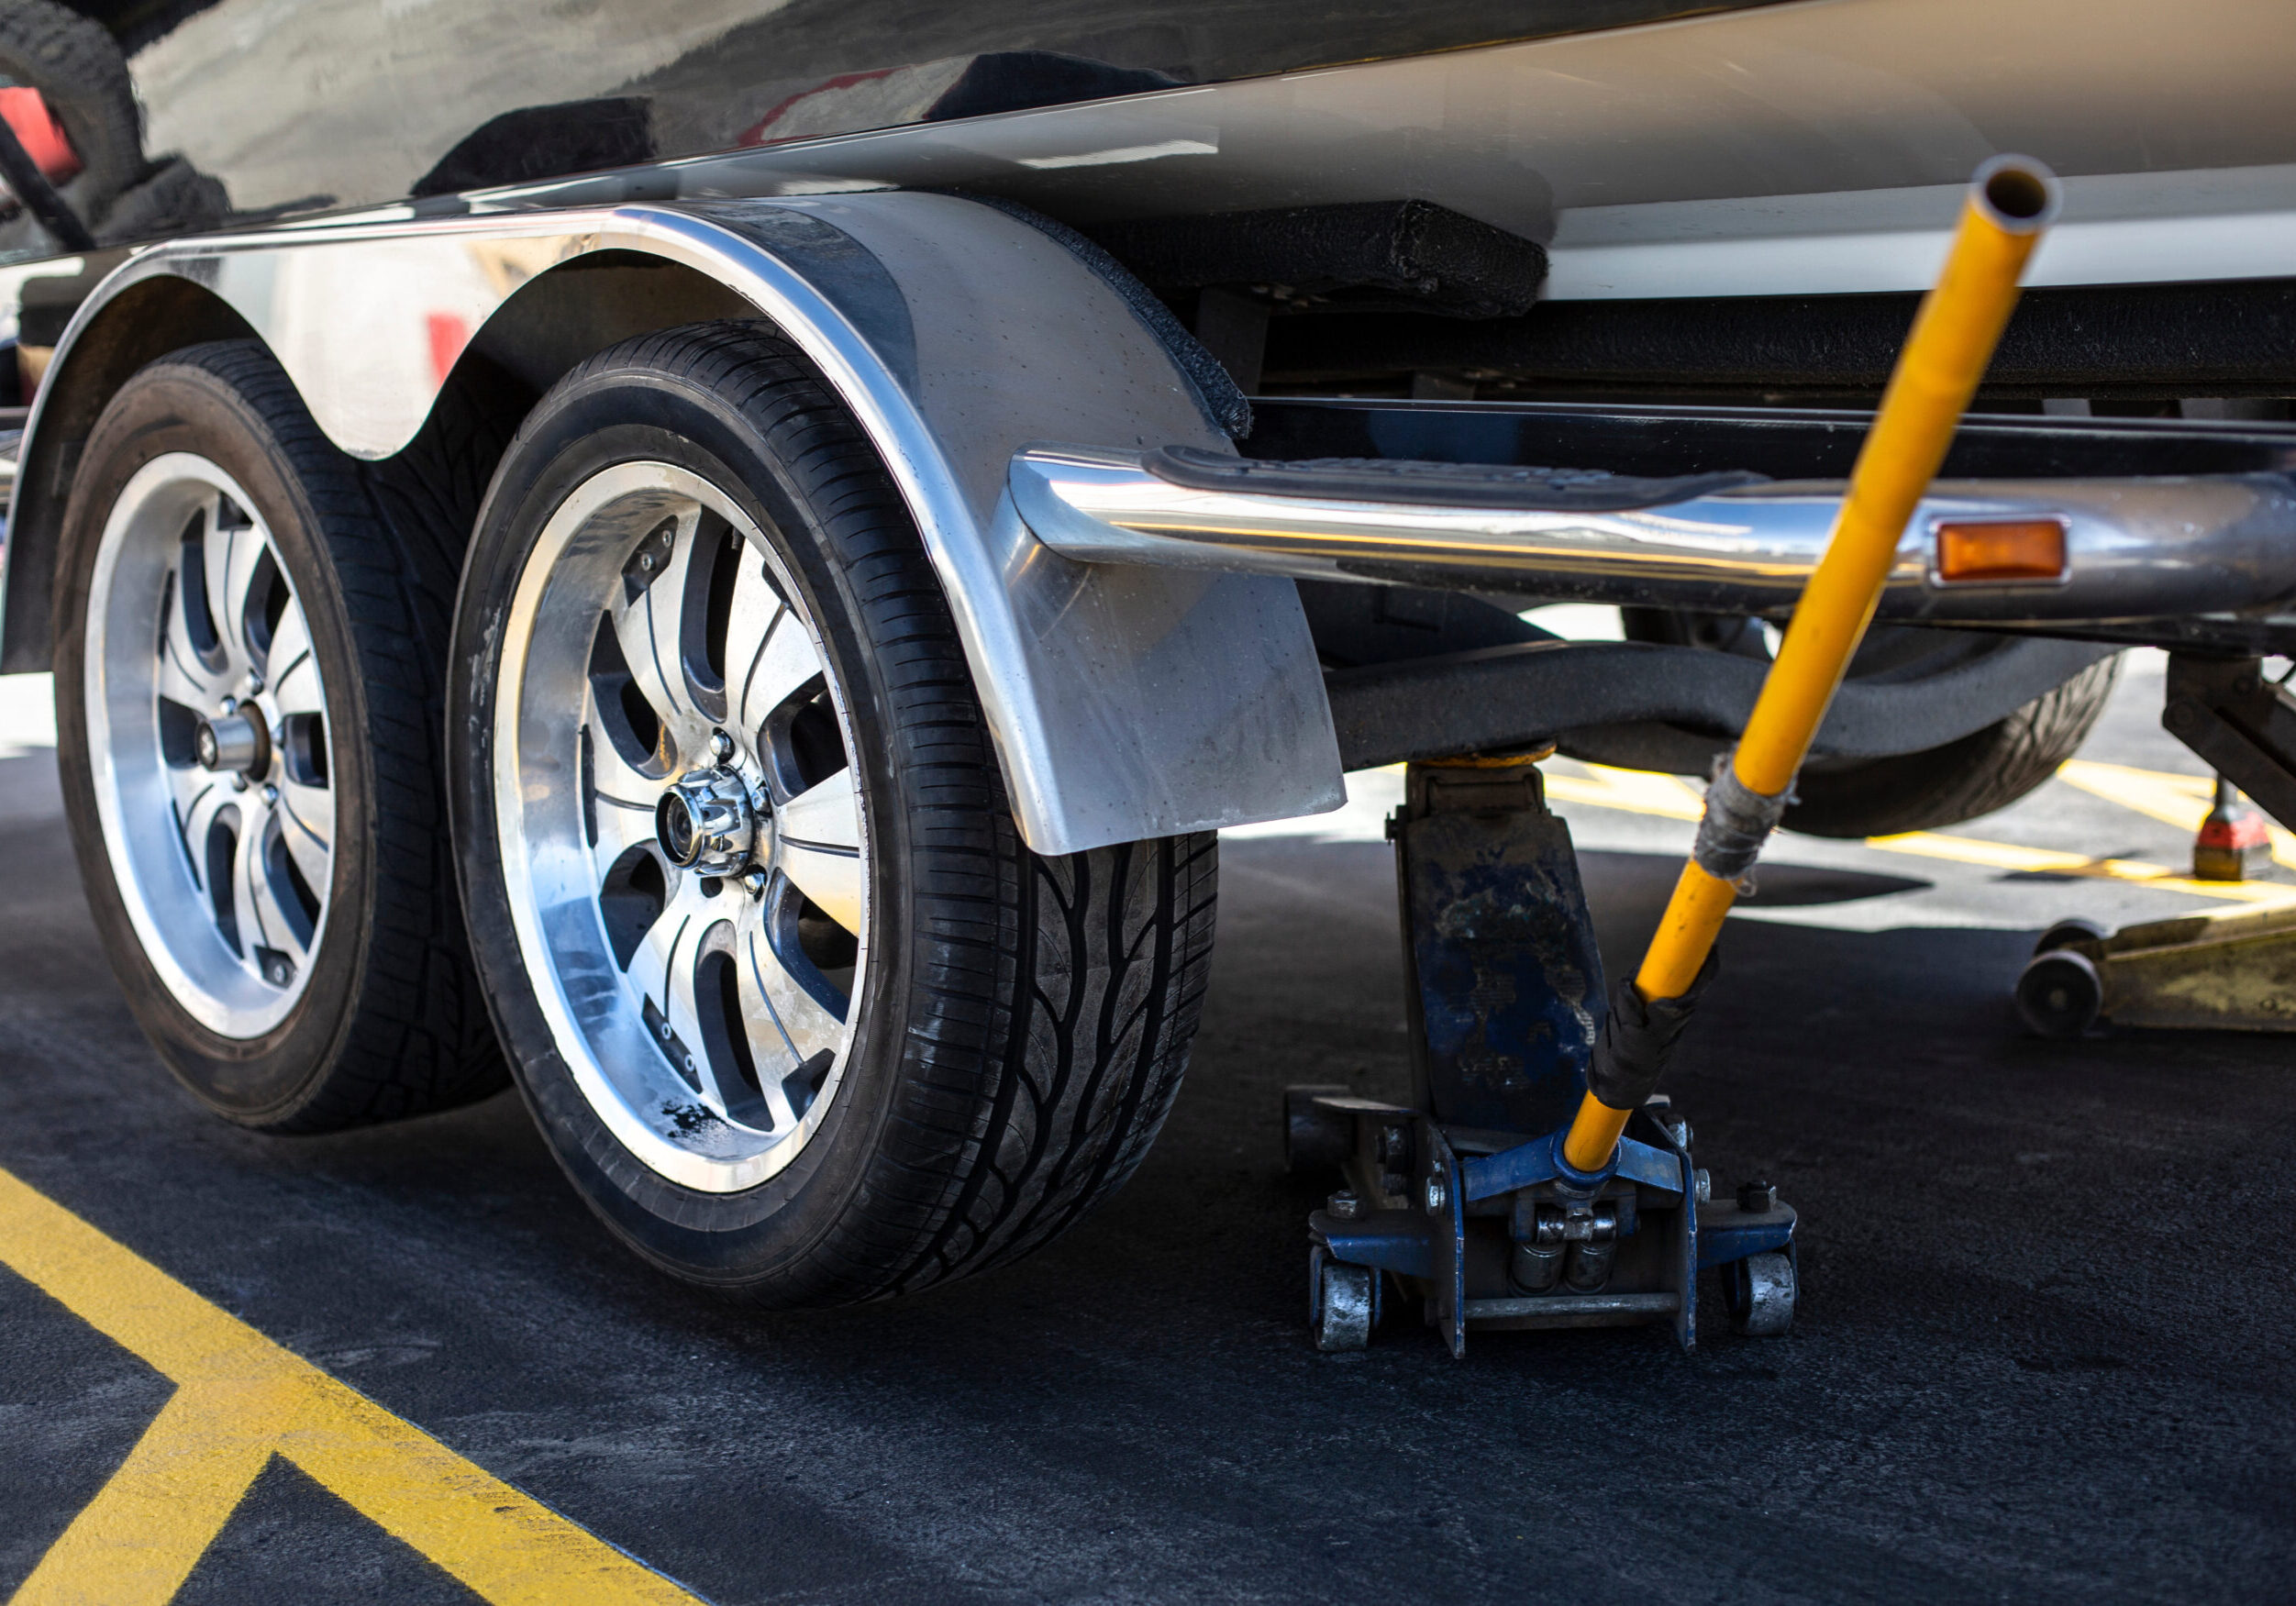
93,154,231,243
0,2,145,219
1620,609,2123,839
449,322,1218,1305
1783,655,2123,839
2016,949,2105,1038
52,340,505,1131
2034,917,2111,956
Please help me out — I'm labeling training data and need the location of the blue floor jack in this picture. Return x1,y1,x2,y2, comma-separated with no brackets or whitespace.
1286,757,1799,1355
1284,151,2065,1355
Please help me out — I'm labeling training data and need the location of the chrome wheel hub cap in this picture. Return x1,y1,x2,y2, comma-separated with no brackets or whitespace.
493,461,869,1193
83,453,335,1036
656,767,756,874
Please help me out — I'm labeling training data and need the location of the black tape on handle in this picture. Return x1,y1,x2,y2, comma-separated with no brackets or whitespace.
1585,949,1721,1113
1693,750,1793,890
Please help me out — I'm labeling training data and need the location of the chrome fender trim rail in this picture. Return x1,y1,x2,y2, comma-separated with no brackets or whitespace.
1010,442,2296,628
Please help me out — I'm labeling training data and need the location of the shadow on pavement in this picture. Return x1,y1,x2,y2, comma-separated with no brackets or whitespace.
1,791,2291,1601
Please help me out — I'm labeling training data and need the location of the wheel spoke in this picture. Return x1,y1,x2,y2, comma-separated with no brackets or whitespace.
172,778,232,894
774,768,862,934
745,893,845,1061
740,615,823,772
589,788,660,888
722,552,801,737
246,862,308,963
582,694,666,882
624,879,697,1008
611,506,705,736
277,778,333,892
203,503,267,668
235,803,309,961
157,637,221,711
159,564,227,711
624,874,719,1010
657,922,719,1103
584,689,661,808
730,915,799,1076
196,499,235,655
718,550,776,723
264,596,321,715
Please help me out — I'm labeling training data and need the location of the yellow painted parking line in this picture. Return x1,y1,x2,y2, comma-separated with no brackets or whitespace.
1545,768,1704,822
1861,829,2296,905
1545,762,2296,909
0,1167,704,1606
2057,758,2296,869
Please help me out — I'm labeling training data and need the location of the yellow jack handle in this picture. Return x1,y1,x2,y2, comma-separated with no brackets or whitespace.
1561,156,2061,1174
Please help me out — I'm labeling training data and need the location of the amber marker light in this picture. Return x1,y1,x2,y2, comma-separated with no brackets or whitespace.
1932,517,2068,585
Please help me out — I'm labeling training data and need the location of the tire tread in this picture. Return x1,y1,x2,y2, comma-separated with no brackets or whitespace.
1784,654,2123,839
103,340,504,1129
498,323,1215,1301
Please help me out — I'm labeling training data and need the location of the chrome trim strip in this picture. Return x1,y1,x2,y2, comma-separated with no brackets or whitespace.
1011,444,2296,626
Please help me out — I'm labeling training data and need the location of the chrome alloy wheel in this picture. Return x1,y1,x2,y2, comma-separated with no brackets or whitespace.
493,460,869,1193
83,453,335,1036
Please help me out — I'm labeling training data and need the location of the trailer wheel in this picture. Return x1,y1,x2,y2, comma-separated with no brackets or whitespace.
449,322,1216,1304
51,341,503,1130
1782,655,2121,839
0,1,146,224
1622,610,2120,837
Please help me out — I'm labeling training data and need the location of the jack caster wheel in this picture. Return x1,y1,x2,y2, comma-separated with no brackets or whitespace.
449,322,1216,1304
1309,1246,1375,1351
1725,1251,1797,1337
2016,948,2104,1038
2033,917,2110,955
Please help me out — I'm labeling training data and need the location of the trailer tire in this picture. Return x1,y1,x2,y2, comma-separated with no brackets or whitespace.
52,340,504,1131
449,321,1217,1304
1620,610,2121,838
1782,655,2121,838
0,1,145,222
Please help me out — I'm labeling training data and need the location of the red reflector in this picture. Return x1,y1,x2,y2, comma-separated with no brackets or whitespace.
0,88,79,184
425,311,470,386
1933,518,2067,584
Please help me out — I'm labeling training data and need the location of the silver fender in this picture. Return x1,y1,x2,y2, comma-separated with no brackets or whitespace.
5,193,1343,855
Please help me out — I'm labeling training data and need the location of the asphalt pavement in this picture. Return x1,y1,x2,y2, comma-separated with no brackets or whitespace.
4,649,2293,1603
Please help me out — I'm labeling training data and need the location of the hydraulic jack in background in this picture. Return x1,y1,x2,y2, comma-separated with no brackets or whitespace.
1284,759,1797,1356
2018,657,2296,1037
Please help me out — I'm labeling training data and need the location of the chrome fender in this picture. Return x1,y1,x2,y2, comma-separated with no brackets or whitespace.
6,193,1343,854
